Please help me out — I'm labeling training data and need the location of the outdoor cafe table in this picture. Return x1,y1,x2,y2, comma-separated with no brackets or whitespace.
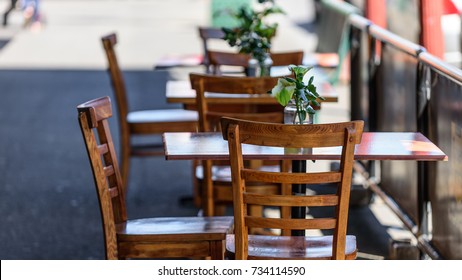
165,65,338,106
166,79,338,107
163,131,447,235
163,132,447,162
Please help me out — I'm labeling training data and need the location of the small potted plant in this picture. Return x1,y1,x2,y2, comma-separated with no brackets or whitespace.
271,65,325,124
221,0,284,76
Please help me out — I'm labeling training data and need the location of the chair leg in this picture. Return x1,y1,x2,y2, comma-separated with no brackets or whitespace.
214,204,227,216
281,160,292,236
202,160,215,216
210,240,226,260
192,160,202,208
120,140,131,193
280,182,292,236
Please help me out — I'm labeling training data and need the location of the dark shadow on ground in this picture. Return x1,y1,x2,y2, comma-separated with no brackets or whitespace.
305,183,390,259
0,39,10,50
0,69,200,259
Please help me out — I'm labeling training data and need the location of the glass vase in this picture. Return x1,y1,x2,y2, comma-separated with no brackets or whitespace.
284,99,313,125
259,55,273,77
246,57,259,77
245,55,273,77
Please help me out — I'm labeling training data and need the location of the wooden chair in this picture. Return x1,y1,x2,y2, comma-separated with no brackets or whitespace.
207,50,304,75
101,33,198,190
190,73,288,218
198,27,226,73
77,96,233,260
221,117,364,259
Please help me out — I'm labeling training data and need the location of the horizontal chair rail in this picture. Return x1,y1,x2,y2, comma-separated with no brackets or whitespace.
244,193,339,207
242,169,341,184
246,217,336,230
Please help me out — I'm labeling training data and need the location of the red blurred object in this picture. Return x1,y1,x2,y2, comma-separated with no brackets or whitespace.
442,0,459,14
364,0,446,62
365,0,387,28
421,0,445,58
365,0,386,58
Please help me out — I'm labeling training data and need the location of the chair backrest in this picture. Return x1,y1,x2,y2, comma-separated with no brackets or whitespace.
101,33,130,137
220,117,364,259
207,50,304,75
270,51,304,66
190,73,286,216
189,73,284,132
198,27,226,73
77,96,127,260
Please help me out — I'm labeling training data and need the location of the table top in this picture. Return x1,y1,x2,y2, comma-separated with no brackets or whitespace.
166,68,339,105
163,132,448,161
166,80,286,104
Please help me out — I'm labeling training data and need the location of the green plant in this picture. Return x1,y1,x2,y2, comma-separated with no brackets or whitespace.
271,65,325,123
221,0,284,65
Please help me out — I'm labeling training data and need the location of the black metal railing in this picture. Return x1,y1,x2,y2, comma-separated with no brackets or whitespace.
348,12,462,259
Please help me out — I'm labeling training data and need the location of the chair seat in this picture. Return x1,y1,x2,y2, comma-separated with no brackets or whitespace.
226,234,357,260
127,109,198,123
116,216,233,242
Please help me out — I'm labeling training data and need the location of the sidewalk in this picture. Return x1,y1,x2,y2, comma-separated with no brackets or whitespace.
0,0,317,69
0,0,410,259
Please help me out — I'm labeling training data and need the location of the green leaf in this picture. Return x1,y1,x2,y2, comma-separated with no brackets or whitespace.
271,78,295,106
283,77,296,83
307,84,317,93
289,65,313,81
279,87,294,106
221,0,285,59
263,7,285,16
304,90,317,101
306,105,316,115
295,88,305,99
269,7,286,14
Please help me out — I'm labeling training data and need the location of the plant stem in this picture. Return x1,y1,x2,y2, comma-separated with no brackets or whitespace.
296,100,303,124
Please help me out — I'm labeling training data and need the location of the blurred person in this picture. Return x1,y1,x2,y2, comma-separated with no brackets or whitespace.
22,0,41,30
2,0,19,26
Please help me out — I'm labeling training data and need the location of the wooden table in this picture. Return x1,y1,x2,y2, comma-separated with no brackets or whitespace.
163,131,447,235
166,66,339,105
163,132,448,161
166,80,338,105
